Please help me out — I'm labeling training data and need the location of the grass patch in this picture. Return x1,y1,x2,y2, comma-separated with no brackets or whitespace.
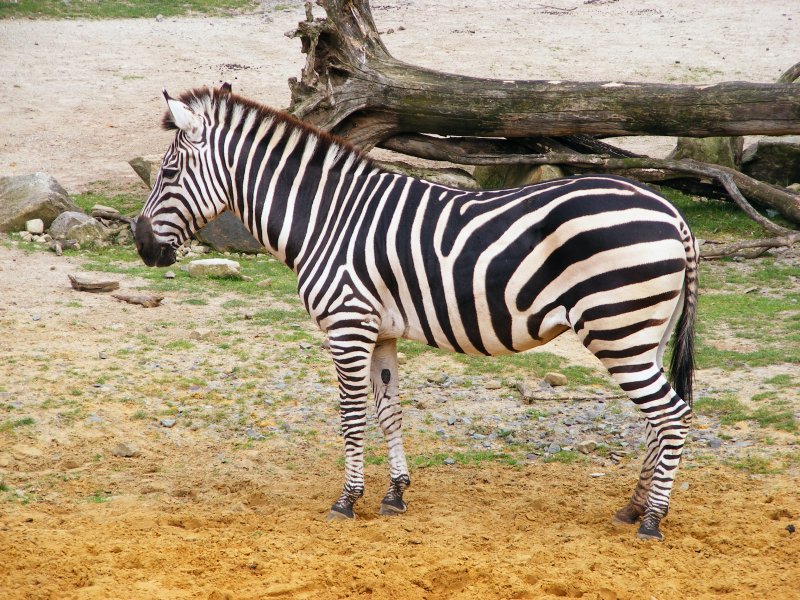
543,450,583,464
71,191,143,217
0,0,260,19
0,417,36,432
695,393,797,432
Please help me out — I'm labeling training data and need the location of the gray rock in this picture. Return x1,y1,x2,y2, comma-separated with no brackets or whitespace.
163,270,176,279
443,457,456,465
544,372,568,387
49,211,107,245
473,163,564,189
546,442,561,454
194,212,263,254
26,219,44,234
186,258,242,279
707,438,723,450
741,137,800,187
111,442,140,458
128,155,163,188
668,136,743,169
577,439,598,454
0,173,80,232
484,379,503,390
447,416,457,426
160,418,177,428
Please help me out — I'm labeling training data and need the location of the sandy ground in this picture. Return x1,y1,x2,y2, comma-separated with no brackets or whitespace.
1,0,798,190
1,2,799,599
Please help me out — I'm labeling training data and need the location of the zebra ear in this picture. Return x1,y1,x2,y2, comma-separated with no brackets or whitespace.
163,89,203,141
220,82,232,94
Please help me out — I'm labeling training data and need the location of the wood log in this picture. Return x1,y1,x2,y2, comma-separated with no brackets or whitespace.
289,1,800,148
68,274,120,293
111,292,164,308
380,133,800,227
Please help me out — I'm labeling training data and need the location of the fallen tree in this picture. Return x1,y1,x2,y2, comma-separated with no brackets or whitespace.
286,0,800,255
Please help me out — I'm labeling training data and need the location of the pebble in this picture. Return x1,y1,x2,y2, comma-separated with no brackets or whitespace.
111,442,140,458
484,379,503,390
299,342,313,350
544,372,568,387
546,442,561,454
447,416,457,426
443,457,456,465
577,440,597,454
590,472,606,478
163,270,176,279
397,352,407,365
160,418,177,428
190,328,213,340
707,438,723,449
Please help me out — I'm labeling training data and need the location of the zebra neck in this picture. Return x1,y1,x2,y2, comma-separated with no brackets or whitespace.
227,124,379,274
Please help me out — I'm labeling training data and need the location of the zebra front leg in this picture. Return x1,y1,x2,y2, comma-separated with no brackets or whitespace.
327,331,376,521
370,339,411,516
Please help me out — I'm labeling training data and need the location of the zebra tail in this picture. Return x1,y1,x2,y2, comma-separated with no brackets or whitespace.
669,239,699,408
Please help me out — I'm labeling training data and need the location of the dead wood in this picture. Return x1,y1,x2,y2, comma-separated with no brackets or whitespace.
380,133,800,228
701,234,800,260
68,274,120,293
111,292,164,308
288,1,800,148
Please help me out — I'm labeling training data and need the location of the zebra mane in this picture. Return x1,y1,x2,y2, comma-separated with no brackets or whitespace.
160,86,367,160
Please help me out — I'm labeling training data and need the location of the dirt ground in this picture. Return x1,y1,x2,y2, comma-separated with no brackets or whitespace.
1,2,799,599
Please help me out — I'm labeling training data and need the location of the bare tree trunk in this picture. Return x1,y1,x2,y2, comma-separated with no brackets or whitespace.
289,0,800,148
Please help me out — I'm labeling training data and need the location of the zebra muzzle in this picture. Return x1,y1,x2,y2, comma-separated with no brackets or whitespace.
134,216,177,267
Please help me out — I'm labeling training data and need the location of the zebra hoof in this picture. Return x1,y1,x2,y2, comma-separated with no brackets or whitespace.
378,499,407,516
326,505,355,521
612,504,642,526
636,525,664,542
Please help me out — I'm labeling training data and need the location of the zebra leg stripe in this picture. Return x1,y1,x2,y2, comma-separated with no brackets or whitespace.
327,326,378,520
370,339,411,515
605,361,691,540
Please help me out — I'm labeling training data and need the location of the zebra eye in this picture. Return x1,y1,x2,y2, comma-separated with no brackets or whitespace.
161,167,180,179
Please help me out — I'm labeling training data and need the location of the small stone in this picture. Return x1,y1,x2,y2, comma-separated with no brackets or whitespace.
160,418,176,428
590,472,606,478
25,219,44,234
111,442,140,458
256,278,273,288
19,231,33,242
163,270,176,279
299,341,313,350
155,14,164,21
546,442,561,454
484,379,503,390
190,328,213,340
397,352,407,365
577,440,597,454
447,416,457,426
679,482,690,491
98,351,108,360
707,438,723,450
186,258,241,279
787,524,796,534
443,457,456,465
243,310,255,320
544,372,568,387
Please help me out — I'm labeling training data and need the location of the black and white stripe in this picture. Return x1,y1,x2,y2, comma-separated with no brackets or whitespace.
136,86,698,541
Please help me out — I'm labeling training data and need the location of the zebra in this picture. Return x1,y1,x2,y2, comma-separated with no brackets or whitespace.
134,84,698,542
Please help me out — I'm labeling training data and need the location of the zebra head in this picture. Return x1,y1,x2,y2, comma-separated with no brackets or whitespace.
135,86,232,267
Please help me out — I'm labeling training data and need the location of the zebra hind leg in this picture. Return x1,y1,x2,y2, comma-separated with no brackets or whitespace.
370,339,411,516
606,362,692,541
